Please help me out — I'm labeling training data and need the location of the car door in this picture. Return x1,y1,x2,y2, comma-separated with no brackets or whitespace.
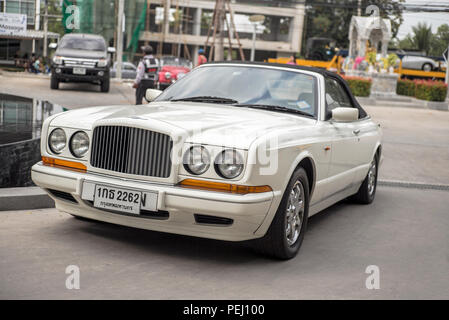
322,77,361,195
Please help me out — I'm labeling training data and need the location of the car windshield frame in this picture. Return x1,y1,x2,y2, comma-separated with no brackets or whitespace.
155,64,319,119
59,37,106,52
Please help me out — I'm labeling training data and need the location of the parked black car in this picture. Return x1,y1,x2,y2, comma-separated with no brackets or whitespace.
50,33,114,92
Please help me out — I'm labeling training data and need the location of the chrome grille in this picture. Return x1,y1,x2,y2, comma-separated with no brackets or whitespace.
63,58,97,68
90,126,173,178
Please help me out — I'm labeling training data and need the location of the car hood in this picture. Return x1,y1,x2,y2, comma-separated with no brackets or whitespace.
49,102,315,149
55,48,106,60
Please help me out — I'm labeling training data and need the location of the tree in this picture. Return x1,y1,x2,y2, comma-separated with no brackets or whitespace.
411,22,432,55
430,24,449,57
303,0,405,52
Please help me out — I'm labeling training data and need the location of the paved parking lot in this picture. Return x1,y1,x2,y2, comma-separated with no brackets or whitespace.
1,74,448,299
1,186,448,299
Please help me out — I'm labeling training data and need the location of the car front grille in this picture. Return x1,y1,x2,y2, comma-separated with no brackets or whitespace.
90,126,173,178
63,58,97,68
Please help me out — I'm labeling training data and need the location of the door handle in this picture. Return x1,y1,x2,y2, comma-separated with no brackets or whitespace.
353,129,360,135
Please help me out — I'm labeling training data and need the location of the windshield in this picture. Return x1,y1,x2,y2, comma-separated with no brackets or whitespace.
156,65,318,118
160,57,192,68
59,37,106,51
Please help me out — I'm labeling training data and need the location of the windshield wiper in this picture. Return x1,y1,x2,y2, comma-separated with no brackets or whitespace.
233,104,315,118
171,96,238,104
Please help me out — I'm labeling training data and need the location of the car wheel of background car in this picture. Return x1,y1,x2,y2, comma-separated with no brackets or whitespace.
50,75,59,90
101,78,110,93
422,63,433,72
253,167,309,260
350,154,378,204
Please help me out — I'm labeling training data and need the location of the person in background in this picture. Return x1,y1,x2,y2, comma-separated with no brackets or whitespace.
197,48,207,66
133,45,157,105
287,55,297,65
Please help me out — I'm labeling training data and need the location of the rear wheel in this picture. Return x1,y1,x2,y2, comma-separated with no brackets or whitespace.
351,155,378,204
50,75,59,89
422,63,433,72
100,77,110,92
254,167,309,260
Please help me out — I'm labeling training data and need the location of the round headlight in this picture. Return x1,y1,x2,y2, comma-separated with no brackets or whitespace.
215,149,244,179
53,56,63,65
183,146,210,175
97,59,108,67
70,131,89,158
48,128,66,154
165,72,172,79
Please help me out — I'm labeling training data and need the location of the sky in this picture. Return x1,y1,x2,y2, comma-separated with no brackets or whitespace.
397,0,449,39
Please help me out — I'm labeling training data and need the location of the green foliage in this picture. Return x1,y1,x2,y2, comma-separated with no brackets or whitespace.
414,80,448,102
396,79,415,96
303,0,405,51
400,23,449,57
397,79,447,101
411,23,432,55
343,76,372,97
430,24,449,57
366,51,376,65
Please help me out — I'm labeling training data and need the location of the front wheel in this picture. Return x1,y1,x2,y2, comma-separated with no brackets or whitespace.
351,155,378,204
50,75,59,89
100,78,110,92
254,167,310,260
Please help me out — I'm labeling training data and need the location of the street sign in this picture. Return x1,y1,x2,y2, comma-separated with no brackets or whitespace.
0,13,27,36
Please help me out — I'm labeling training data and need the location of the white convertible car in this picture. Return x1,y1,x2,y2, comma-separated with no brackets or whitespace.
32,62,382,259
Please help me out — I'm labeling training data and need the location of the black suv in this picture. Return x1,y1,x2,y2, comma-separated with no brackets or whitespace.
50,33,112,92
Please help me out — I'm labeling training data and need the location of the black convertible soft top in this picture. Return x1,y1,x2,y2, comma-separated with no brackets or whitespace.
204,61,368,119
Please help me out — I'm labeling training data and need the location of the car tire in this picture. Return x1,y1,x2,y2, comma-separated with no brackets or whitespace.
350,155,378,204
50,75,59,90
422,63,433,72
101,78,110,93
253,167,310,260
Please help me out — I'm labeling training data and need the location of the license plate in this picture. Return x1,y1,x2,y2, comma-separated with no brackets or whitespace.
94,185,141,214
73,67,86,75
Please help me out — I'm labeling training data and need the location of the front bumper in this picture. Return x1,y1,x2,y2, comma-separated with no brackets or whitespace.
52,66,109,82
31,162,274,241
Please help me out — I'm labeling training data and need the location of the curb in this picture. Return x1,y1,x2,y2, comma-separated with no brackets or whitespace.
0,187,54,211
378,180,449,191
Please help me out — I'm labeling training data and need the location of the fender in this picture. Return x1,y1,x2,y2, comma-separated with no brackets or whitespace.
253,150,317,238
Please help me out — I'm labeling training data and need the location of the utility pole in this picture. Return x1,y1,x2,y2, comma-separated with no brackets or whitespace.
445,46,449,100
43,0,49,58
116,0,125,80
214,0,225,61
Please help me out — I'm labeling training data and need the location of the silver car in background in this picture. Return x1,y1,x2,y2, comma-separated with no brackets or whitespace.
400,53,438,71
110,62,137,79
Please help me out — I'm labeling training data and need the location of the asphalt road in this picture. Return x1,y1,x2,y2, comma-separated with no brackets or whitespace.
1,73,448,300
1,186,448,299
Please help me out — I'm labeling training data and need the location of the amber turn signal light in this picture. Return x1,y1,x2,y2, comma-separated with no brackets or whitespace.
179,179,272,195
42,156,87,172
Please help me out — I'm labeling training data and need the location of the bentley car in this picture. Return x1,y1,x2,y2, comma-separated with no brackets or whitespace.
32,62,382,259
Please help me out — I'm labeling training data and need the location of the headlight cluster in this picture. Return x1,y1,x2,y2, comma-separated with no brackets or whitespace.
53,56,63,65
48,128,89,158
183,146,244,179
97,59,108,67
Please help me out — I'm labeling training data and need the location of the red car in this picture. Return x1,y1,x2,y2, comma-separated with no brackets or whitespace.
158,56,192,90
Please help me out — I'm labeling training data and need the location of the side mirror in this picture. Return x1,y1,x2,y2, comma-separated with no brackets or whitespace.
48,42,57,49
331,107,359,122
145,89,162,102
107,47,116,53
